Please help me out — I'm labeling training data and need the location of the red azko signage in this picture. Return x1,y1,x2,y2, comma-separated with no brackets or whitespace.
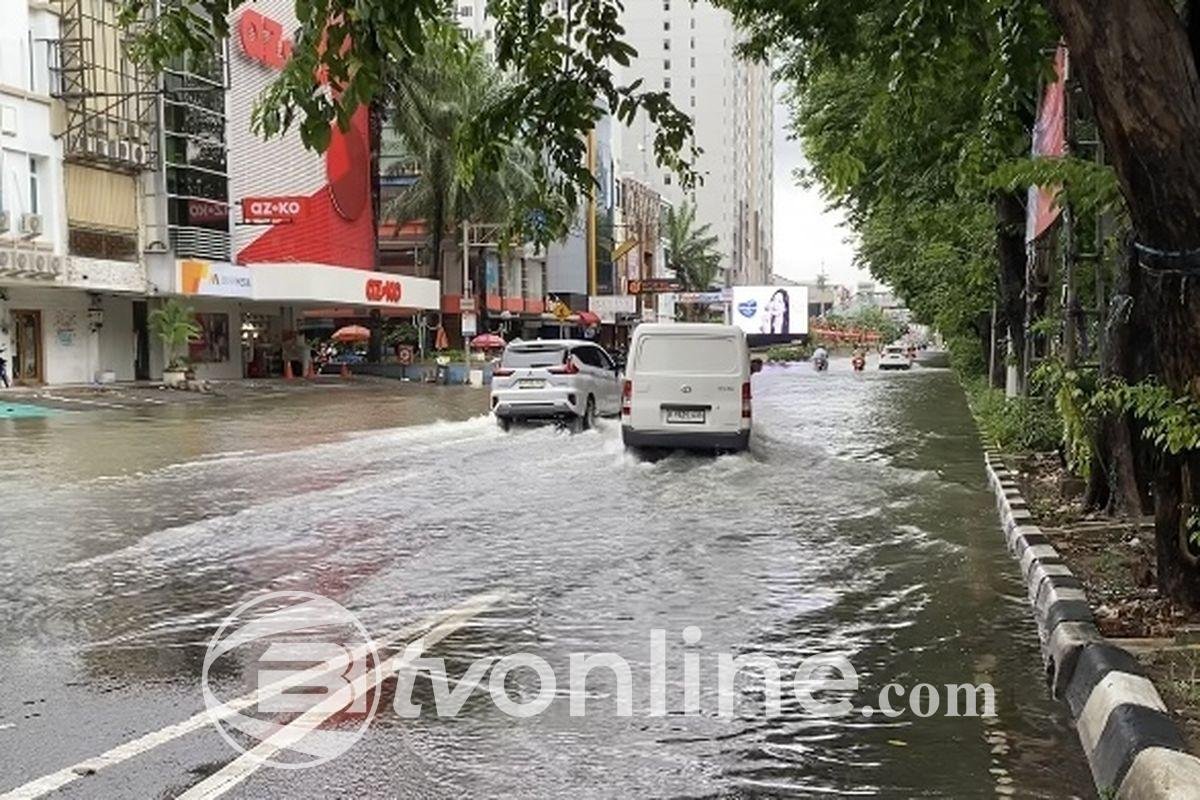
366,278,403,304
238,10,294,69
242,196,307,223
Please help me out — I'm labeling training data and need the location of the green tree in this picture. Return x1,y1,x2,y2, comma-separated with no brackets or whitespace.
148,299,200,372
714,0,1200,605
382,23,542,280
665,201,721,321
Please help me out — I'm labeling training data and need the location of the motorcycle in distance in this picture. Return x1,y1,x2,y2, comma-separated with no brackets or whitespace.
851,350,867,372
812,346,829,372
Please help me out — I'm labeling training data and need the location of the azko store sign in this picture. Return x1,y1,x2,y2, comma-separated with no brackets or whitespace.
242,197,307,223
365,278,403,304
237,9,294,69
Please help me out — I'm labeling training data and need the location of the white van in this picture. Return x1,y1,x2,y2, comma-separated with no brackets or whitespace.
621,323,761,452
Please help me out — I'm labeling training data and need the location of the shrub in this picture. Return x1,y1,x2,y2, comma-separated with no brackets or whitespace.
965,378,1060,453
766,343,813,362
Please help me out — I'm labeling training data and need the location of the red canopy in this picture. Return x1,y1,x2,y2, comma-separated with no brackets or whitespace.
470,333,506,349
577,311,602,327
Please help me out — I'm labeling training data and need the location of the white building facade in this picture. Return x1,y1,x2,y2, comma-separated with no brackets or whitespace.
0,0,154,387
618,0,773,286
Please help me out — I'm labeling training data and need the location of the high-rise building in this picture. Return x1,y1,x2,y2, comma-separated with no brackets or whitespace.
618,0,773,286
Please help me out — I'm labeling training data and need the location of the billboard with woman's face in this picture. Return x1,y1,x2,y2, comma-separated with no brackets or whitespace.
732,286,810,337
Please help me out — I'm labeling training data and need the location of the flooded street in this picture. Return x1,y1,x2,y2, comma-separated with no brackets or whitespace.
0,367,1093,798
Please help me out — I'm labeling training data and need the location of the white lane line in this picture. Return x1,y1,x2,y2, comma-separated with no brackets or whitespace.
0,592,507,800
179,595,499,799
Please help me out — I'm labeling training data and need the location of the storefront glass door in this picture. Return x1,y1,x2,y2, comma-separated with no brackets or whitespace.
11,310,43,385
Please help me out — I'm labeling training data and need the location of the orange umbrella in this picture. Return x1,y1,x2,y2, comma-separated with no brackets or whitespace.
332,325,371,343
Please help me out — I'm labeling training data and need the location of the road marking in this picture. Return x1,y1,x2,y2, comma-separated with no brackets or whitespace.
178,594,500,799
0,592,507,800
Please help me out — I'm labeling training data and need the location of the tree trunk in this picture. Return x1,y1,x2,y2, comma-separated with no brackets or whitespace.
1045,0,1200,606
1085,238,1147,516
995,192,1028,391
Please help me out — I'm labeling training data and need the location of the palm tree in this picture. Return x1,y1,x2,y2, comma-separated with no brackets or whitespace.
665,201,721,320
383,22,537,283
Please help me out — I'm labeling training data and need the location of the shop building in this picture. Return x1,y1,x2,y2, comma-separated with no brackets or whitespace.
0,0,155,386
140,0,443,381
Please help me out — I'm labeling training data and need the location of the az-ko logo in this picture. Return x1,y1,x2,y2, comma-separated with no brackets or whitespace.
238,10,294,70
366,279,402,304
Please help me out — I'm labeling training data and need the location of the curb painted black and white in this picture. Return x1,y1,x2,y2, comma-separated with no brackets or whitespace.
983,451,1200,799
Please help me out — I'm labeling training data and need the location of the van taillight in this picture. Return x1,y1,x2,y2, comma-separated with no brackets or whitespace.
621,380,632,416
548,359,579,375
741,381,752,419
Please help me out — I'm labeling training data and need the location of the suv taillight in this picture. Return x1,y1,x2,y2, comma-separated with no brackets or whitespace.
621,380,632,416
741,381,752,419
548,359,579,375
493,368,514,377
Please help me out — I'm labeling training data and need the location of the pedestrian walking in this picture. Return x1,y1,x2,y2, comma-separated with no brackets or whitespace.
0,353,9,388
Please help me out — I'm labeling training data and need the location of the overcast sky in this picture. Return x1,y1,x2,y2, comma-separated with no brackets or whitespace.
772,98,870,288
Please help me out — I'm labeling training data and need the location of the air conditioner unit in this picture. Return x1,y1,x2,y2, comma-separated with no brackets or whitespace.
98,138,114,158
131,144,148,164
117,140,132,161
14,251,31,273
18,213,43,238
47,255,63,276
0,250,11,271
34,253,50,275
89,116,106,135
0,209,9,233
123,120,140,139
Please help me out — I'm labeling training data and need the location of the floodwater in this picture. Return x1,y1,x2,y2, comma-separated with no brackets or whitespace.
0,367,1093,798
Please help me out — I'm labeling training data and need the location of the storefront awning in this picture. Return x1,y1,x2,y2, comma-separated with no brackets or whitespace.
250,264,440,311
165,259,442,313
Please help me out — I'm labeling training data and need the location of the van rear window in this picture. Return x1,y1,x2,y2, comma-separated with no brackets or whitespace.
636,336,740,374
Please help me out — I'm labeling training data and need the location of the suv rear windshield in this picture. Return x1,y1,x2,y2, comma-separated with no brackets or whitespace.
502,345,568,368
636,335,740,374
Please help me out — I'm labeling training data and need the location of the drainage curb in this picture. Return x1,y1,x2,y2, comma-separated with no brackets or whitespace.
983,451,1200,799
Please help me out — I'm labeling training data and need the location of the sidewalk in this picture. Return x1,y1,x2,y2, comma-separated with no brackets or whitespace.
0,374,462,412
985,452,1200,798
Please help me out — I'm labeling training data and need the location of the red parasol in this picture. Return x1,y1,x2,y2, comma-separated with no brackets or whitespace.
470,333,506,350
331,325,371,343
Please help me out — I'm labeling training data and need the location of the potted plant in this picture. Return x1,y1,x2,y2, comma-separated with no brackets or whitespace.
149,298,201,387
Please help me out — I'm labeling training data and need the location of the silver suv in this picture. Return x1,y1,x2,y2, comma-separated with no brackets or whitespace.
490,340,622,430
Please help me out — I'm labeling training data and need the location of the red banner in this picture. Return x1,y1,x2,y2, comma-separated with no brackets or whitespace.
1027,45,1069,244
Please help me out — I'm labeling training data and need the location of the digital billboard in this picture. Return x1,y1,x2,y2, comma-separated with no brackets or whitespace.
732,286,810,338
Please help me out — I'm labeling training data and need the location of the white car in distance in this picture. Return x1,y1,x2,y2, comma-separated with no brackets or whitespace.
491,340,621,430
879,345,913,371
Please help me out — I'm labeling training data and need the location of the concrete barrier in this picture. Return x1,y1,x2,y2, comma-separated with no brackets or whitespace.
982,452,1200,799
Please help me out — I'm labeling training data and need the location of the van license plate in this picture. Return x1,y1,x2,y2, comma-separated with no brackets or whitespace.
518,379,545,389
666,409,706,424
